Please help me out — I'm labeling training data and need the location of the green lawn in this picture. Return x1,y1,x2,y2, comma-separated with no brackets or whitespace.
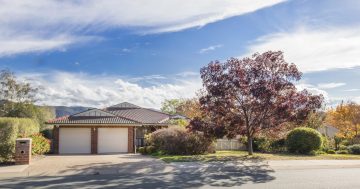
152,150,360,163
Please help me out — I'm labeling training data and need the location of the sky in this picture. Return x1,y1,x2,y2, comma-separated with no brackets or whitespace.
1,0,360,109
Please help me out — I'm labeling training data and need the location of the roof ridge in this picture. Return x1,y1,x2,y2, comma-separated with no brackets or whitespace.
143,108,171,116
69,108,117,117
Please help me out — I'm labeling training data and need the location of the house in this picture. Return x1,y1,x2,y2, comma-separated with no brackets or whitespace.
317,125,339,138
46,102,174,154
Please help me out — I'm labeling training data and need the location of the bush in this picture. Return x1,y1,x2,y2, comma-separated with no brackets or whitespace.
0,119,18,162
286,127,323,154
146,146,156,154
0,118,39,162
40,125,54,139
17,119,40,137
30,133,50,155
339,144,348,150
327,149,336,154
347,144,360,154
270,138,287,153
149,127,213,155
321,136,330,152
252,138,271,152
138,147,146,154
245,137,286,153
336,150,348,154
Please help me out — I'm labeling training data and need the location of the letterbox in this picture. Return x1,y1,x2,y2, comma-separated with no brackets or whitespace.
15,138,32,165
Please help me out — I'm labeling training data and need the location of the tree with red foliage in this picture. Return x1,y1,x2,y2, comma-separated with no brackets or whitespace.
188,51,323,155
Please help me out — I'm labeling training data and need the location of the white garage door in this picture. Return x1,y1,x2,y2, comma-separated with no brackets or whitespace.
59,128,91,154
98,128,128,153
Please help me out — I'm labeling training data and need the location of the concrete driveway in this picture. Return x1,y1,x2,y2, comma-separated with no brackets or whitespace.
16,154,173,177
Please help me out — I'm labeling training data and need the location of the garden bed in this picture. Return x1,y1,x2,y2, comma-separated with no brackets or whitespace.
152,150,360,163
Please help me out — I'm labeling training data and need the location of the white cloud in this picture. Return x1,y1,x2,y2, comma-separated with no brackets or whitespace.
246,27,360,72
296,83,330,103
317,82,346,89
199,44,223,54
0,0,285,56
121,48,131,53
18,71,202,109
354,97,360,104
344,88,360,92
296,82,359,108
0,34,99,57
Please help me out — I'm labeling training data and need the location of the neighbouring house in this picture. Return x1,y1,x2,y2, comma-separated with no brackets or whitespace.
318,125,339,138
46,102,175,154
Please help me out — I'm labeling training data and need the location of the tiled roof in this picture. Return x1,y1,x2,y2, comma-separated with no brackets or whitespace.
47,116,137,124
46,102,172,125
107,108,170,124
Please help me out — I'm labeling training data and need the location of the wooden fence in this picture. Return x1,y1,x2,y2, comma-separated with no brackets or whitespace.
215,139,246,151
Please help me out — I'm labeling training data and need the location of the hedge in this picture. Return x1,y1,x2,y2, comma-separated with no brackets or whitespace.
286,127,323,154
0,117,39,162
148,127,213,155
347,144,360,154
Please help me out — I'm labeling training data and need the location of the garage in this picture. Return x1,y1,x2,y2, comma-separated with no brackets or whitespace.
59,128,91,154
98,128,128,153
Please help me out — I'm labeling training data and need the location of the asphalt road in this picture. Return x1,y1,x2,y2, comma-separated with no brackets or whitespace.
1,163,360,189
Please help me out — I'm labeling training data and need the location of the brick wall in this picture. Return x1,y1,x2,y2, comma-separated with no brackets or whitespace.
128,127,134,153
91,127,98,154
53,126,59,154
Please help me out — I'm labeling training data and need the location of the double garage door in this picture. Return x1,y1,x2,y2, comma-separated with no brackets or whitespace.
59,128,128,154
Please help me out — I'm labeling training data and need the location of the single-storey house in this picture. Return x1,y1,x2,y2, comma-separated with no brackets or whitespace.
46,102,175,154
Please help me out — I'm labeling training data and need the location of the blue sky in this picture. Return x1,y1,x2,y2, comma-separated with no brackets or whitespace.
1,0,360,108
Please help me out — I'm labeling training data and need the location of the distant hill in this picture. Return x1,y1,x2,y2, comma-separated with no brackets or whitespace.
0,100,91,118
52,106,92,117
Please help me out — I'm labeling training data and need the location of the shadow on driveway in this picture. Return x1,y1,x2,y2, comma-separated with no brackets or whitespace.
0,157,275,189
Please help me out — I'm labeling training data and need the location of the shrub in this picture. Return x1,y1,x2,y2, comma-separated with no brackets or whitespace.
0,118,39,162
270,138,287,153
336,150,348,154
138,147,146,154
145,146,156,154
327,149,336,154
339,145,348,150
286,127,323,154
149,127,213,155
0,119,18,162
321,136,330,152
340,139,350,146
17,119,39,137
309,150,326,156
30,133,50,155
245,137,286,153
347,144,360,154
253,138,271,152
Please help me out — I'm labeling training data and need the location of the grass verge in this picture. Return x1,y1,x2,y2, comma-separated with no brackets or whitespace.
152,150,360,163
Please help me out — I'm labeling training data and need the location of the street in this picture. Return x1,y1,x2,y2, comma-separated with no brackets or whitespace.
1,157,360,188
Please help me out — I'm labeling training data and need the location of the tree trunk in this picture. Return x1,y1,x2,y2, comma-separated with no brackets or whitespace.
247,135,253,155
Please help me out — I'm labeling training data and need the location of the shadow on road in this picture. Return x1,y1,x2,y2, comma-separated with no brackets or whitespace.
0,157,275,189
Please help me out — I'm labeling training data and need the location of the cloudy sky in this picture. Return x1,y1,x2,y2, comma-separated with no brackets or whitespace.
1,0,360,109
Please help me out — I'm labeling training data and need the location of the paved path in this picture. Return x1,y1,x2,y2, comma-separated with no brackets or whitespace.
1,155,360,188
